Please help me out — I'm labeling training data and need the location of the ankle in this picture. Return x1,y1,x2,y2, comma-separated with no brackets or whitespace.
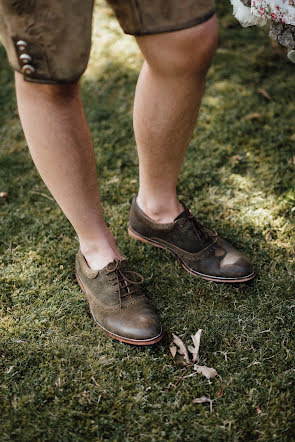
136,195,183,223
79,235,123,271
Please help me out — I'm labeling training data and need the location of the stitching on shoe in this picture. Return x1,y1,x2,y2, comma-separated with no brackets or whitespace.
184,267,255,280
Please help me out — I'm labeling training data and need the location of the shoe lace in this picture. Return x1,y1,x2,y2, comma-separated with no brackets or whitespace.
105,259,144,309
186,209,218,242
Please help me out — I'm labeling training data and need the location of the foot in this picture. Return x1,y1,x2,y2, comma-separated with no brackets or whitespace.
75,250,163,345
80,232,124,270
128,197,255,283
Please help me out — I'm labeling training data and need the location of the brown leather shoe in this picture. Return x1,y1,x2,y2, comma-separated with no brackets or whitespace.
75,250,163,345
128,197,255,283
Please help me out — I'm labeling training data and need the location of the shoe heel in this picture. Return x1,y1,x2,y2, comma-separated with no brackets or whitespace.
128,225,165,250
127,225,143,242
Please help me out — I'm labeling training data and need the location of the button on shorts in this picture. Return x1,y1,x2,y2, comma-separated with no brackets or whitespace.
0,0,215,84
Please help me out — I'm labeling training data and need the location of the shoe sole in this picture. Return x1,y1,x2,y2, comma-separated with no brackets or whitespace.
75,273,163,346
128,225,255,284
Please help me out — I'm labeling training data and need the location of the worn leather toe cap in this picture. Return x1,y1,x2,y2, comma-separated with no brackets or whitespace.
187,238,255,281
100,300,163,342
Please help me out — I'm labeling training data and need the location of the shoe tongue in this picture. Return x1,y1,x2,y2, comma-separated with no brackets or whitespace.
174,208,191,221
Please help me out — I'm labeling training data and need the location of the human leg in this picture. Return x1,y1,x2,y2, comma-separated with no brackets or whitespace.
0,0,115,270
15,75,163,345
15,73,123,270
128,16,255,282
14,62,163,345
1,1,163,344
134,16,219,223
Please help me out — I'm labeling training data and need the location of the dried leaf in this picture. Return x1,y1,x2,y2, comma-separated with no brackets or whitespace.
172,333,191,365
194,365,218,380
231,155,242,162
174,354,190,367
258,88,271,101
243,113,261,121
12,396,18,411
169,345,177,359
256,406,262,414
0,191,8,202
192,396,213,412
217,388,223,398
187,329,203,363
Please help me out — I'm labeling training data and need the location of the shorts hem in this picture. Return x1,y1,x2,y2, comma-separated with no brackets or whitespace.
23,75,81,85
125,9,216,36
14,68,85,85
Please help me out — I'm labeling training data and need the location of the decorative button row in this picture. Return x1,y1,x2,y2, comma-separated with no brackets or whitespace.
16,40,35,76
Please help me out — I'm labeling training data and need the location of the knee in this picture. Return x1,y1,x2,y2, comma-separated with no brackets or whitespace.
15,71,80,101
40,81,80,101
138,16,219,77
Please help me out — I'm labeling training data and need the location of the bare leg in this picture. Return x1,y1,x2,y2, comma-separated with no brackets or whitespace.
134,16,219,223
15,17,217,269
15,73,123,270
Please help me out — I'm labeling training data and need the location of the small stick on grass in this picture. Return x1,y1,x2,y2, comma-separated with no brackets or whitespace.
174,366,192,388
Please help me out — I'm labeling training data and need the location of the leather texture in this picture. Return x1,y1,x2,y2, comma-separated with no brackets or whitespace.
75,250,163,343
0,0,215,83
129,197,255,282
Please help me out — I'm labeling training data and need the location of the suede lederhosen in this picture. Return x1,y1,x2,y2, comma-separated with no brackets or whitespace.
0,0,215,84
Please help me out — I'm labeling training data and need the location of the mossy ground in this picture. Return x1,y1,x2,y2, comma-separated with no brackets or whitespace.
0,2,294,441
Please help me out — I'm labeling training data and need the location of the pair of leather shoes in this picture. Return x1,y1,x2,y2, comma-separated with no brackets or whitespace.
75,197,255,345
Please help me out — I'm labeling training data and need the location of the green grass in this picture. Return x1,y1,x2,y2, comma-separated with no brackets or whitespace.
0,2,294,440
